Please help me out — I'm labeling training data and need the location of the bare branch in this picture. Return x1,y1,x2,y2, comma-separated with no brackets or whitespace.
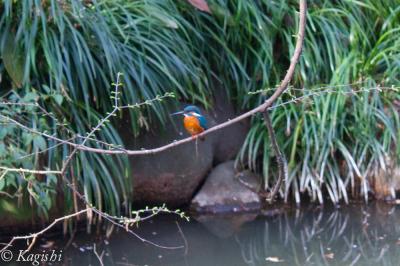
259,0,307,201
263,111,288,202
60,72,124,174
176,221,189,256
0,209,89,253
0,191,22,199
0,166,61,175
93,243,105,266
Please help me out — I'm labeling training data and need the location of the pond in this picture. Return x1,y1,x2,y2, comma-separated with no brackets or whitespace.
4,202,400,266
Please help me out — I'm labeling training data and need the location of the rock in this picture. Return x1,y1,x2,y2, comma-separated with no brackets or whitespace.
190,161,261,213
126,114,215,206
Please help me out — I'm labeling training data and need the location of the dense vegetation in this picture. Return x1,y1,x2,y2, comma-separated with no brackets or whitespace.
0,0,399,216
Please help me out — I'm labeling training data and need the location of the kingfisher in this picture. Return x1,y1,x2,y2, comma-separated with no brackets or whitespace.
171,105,208,138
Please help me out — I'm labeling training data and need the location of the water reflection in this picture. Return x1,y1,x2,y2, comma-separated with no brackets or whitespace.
233,204,400,266
15,203,400,266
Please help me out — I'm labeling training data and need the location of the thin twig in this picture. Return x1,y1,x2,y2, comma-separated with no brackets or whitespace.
0,191,22,199
16,136,76,160
93,243,105,266
0,208,89,253
0,166,61,175
176,221,189,256
263,111,288,202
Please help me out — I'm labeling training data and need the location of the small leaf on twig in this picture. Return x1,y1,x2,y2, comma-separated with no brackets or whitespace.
187,0,211,13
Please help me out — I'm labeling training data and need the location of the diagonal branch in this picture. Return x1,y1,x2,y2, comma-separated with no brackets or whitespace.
261,0,307,201
0,209,89,252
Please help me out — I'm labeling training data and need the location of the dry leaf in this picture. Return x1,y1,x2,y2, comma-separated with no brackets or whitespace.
265,257,284,262
187,0,211,13
324,253,334,259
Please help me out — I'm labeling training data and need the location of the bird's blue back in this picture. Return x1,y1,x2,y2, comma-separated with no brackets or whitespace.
198,115,207,130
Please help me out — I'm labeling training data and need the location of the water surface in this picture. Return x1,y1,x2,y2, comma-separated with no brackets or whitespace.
13,203,400,265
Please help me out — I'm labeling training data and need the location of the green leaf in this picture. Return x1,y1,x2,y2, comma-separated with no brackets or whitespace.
0,178,5,191
42,194,52,210
22,92,39,102
22,132,34,146
52,94,64,105
2,33,25,87
0,128,8,140
0,143,6,156
7,176,18,189
46,174,57,185
33,135,47,151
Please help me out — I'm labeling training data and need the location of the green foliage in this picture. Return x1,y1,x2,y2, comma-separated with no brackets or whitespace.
0,0,399,215
241,84,399,204
0,90,57,217
0,0,210,129
0,87,129,217
239,0,400,203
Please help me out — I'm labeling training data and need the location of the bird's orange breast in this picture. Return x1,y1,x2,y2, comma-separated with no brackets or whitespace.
184,116,204,136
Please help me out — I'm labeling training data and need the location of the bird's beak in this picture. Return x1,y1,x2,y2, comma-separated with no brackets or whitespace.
170,111,184,116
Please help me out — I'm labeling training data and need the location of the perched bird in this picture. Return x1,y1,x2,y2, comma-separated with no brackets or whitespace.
171,105,208,138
